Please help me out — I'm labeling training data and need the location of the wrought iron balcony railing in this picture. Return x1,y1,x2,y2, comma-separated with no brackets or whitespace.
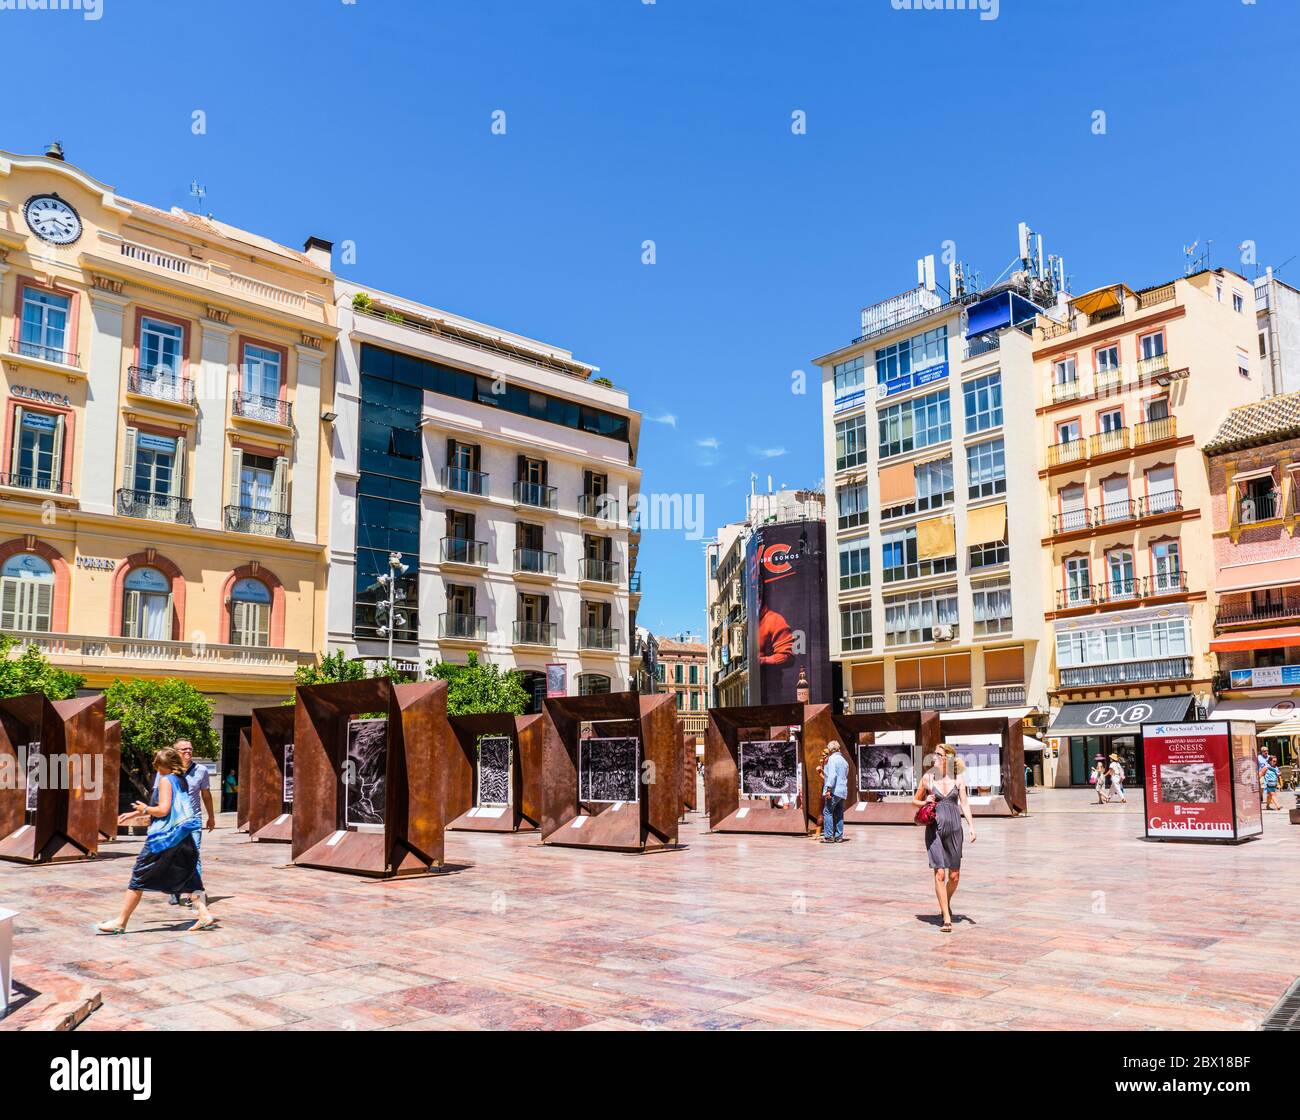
10,336,78,367
232,391,292,426
1059,656,1192,688
0,471,71,495
1215,597,1300,627
1055,572,1188,609
1051,491,1184,535
224,504,291,538
117,488,194,525
128,365,195,405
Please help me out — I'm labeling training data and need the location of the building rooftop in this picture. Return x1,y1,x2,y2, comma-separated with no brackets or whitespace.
657,638,706,656
1204,389,1300,455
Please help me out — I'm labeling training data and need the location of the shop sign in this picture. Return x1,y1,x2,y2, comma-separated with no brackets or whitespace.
1228,664,1300,689
11,384,71,407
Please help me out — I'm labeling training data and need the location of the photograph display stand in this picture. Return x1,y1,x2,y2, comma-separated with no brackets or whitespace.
236,727,251,833
248,705,296,843
1141,720,1263,843
98,719,121,843
0,694,108,863
941,715,1027,817
446,713,543,833
706,704,840,835
539,692,681,852
830,711,942,825
679,727,697,817
291,678,455,878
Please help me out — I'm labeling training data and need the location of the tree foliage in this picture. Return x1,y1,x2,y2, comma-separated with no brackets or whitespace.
0,635,85,700
103,677,218,798
425,653,529,716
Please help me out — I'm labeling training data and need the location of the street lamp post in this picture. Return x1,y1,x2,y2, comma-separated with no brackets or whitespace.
374,550,410,667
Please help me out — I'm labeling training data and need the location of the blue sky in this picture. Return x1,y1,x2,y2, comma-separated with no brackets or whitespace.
4,0,1298,640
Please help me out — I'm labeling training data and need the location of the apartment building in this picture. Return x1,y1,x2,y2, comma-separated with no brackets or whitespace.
1203,390,1300,765
815,283,1050,733
0,146,334,766
656,636,708,731
327,280,641,708
1255,267,1300,397
1036,270,1259,786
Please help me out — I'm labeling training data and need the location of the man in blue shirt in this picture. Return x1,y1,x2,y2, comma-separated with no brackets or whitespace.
821,741,849,843
153,739,215,906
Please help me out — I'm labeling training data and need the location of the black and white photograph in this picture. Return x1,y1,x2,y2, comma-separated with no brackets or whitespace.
477,735,511,807
857,743,915,796
345,718,388,827
955,745,1001,793
282,741,295,805
24,740,41,813
579,736,640,803
1159,762,1218,805
739,739,799,798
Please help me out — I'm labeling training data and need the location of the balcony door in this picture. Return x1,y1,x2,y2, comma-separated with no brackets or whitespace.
11,407,64,491
127,430,184,504
241,344,282,403
1059,483,1087,532
1145,464,1177,516
1151,541,1181,594
1100,476,1129,524
1064,556,1091,605
1056,419,1081,445
139,317,184,390
20,286,70,362
122,566,172,641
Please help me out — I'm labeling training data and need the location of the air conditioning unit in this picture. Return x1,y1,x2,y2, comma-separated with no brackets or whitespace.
934,624,956,642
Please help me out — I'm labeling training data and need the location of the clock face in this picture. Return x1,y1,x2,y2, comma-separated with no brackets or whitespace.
24,194,82,246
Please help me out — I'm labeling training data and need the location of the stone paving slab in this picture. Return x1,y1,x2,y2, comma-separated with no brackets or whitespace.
0,790,1294,1031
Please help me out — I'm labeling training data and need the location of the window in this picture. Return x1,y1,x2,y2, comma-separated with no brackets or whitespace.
19,286,71,363
230,577,271,647
883,587,959,646
131,431,183,498
835,414,868,470
1139,331,1166,361
9,407,66,491
1152,540,1182,593
915,457,953,512
448,583,477,616
878,389,950,459
963,373,1002,433
676,691,685,711
690,691,700,711
1053,356,1077,386
1055,618,1190,667
1099,408,1123,433
689,664,699,685
833,356,865,395
969,538,1009,570
881,526,955,583
1145,396,1170,422
840,603,872,651
1094,344,1120,373
122,566,172,640
0,553,54,632
241,343,283,401
139,316,184,385
972,579,1012,636
579,673,611,697
674,663,684,684
238,453,276,512
1238,351,1251,380
1233,291,1245,313
837,479,869,529
1064,557,1092,605
839,536,870,590
1056,419,1081,445
875,339,910,384
1106,550,1137,597
966,438,1005,499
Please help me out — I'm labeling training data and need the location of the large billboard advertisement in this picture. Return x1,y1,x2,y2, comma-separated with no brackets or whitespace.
744,519,831,705
1141,721,1261,841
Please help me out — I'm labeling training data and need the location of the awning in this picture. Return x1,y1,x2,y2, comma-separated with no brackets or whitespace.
1216,556,1300,594
940,706,1033,722
1049,694,1194,735
917,514,956,559
879,461,916,506
1209,698,1300,727
1260,716,1300,738
1209,626,1300,653
967,502,1007,546
1071,284,1135,318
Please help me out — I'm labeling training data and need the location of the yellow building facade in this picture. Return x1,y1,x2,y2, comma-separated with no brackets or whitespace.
0,148,335,762
1035,270,1259,785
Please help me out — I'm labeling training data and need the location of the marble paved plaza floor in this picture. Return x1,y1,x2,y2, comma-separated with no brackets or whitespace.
1,789,1295,1030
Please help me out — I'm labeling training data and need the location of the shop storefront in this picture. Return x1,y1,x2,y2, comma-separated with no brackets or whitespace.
1048,695,1196,787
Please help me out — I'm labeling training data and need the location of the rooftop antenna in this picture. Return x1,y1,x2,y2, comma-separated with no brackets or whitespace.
189,179,208,214
1184,239,1210,275
916,254,936,293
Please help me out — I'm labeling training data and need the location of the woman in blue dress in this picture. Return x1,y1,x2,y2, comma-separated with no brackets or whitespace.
96,747,216,934
912,743,976,934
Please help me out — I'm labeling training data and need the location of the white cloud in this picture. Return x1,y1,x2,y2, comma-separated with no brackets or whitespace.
748,445,787,459
648,412,678,427
696,437,721,449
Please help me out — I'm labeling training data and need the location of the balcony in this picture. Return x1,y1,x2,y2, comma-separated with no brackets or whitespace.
513,547,557,576
578,493,621,525
1047,438,1087,467
514,620,557,647
1137,353,1170,380
232,391,292,427
439,612,486,641
1216,597,1300,628
898,688,973,712
629,570,642,594
1050,490,1184,536
1134,415,1177,446
1055,572,1189,611
0,630,314,676
846,694,886,715
127,366,195,406
440,537,487,566
1058,656,1193,689
1097,498,1138,525
117,488,194,525
513,480,557,510
1238,492,1279,523
0,471,71,496
1089,427,1130,458
224,505,291,538
579,557,620,584
440,466,489,497
963,334,1001,360
986,684,1027,707
1050,379,1083,404
9,336,79,368
579,626,620,652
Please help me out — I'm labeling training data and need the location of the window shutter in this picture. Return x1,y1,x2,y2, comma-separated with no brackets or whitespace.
0,579,17,629
170,436,185,498
164,592,174,640
446,439,457,467
228,447,243,509
273,455,289,514
9,407,23,476
517,455,527,482
540,460,549,486
232,600,248,645
122,589,138,638
122,426,138,490
32,580,52,632
50,414,65,489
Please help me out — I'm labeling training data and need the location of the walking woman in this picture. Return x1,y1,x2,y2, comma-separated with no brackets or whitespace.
96,747,216,934
912,743,976,934
1264,754,1282,811
1091,758,1110,804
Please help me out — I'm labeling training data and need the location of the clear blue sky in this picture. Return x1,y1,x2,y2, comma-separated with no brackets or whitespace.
4,0,1297,640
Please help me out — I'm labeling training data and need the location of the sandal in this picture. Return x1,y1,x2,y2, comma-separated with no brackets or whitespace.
187,918,218,932
95,921,126,935
940,921,953,933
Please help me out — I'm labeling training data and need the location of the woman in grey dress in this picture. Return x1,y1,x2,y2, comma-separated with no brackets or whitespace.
911,744,976,933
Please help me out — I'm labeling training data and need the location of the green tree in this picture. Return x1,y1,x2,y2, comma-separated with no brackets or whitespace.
425,652,529,716
0,635,85,700
103,677,218,799
288,648,369,697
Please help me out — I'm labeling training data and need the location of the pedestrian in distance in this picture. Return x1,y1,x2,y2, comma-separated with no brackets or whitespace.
1107,753,1128,804
821,741,848,844
1263,755,1282,811
1091,758,1110,805
912,743,976,933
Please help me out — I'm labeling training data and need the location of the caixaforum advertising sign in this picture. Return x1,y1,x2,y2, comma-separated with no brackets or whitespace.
1140,721,1262,842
